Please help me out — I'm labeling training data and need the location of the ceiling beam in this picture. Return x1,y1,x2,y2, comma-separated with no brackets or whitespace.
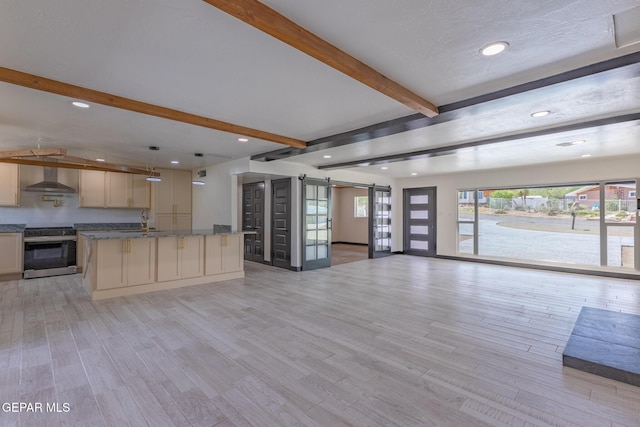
0,148,67,158
0,66,307,149
203,0,439,118
0,155,159,175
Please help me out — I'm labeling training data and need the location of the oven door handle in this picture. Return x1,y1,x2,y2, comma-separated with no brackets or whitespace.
24,235,77,243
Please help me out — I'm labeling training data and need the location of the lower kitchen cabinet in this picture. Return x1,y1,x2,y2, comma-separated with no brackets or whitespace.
0,233,23,275
205,234,243,275
157,235,204,282
95,238,156,290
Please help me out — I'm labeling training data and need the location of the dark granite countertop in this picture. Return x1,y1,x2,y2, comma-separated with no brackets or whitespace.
0,224,26,233
80,229,254,240
73,223,147,231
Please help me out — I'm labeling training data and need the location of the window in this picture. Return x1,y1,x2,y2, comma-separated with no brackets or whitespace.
458,181,637,270
354,196,368,217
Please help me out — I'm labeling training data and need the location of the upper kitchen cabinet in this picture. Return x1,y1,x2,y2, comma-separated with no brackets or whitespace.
0,163,20,206
80,171,150,208
79,170,106,207
152,169,192,231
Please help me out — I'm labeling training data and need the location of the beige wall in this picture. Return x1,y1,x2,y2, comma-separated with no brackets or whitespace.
331,187,368,244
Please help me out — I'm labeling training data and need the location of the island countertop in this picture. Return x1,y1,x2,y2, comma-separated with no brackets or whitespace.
79,229,255,240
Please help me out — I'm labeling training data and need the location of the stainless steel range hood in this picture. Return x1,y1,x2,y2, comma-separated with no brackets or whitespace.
24,167,76,193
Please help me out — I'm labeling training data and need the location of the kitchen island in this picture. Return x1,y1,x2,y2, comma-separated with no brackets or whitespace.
80,229,250,300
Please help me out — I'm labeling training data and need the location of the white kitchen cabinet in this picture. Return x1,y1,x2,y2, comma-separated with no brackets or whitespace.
157,235,204,282
0,233,23,274
94,238,156,290
0,164,19,206
205,234,243,275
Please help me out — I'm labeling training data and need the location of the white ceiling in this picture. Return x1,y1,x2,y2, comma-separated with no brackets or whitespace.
1,0,640,173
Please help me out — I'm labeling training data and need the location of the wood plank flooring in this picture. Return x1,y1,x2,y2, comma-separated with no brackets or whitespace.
1,256,640,426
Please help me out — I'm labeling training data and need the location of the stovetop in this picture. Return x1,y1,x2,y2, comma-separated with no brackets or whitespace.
24,227,76,237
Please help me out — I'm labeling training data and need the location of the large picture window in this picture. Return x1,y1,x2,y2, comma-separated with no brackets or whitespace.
457,181,637,270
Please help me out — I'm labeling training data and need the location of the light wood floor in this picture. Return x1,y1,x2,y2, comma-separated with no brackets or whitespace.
1,256,640,426
331,243,368,266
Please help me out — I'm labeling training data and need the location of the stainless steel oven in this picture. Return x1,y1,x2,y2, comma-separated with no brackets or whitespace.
23,227,78,279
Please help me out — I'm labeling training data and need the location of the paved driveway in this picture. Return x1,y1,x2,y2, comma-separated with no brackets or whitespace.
459,215,634,267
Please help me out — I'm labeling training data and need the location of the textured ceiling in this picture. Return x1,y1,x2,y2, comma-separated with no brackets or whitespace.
1,0,639,172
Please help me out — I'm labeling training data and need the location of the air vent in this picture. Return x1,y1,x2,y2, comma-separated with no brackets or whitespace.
614,6,640,48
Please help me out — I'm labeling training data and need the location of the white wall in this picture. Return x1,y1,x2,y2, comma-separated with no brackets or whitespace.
331,187,368,244
0,165,143,226
192,157,396,268
192,158,250,230
395,155,640,257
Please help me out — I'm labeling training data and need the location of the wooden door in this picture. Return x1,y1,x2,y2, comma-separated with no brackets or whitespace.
80,170,106,207
105,172,131,208
156,237,181,282
95,239,127,290
0,164,19,206
173,170,192,214
0,233,22,274
271,178,291,269
242,182,265,262
223,234,243,272
180,236,204,279
130,174,150,208
205,235,224,275
127,238,156,286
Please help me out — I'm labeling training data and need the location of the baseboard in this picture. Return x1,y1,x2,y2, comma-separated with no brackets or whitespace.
0,273,22,281
434,255,640,280
392,251,404,254
332,241,368,246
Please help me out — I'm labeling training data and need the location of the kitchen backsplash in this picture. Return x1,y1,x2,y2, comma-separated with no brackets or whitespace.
0,191,143,226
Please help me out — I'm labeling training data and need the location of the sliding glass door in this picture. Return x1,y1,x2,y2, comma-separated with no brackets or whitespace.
369,186,392,258
302,178,332,270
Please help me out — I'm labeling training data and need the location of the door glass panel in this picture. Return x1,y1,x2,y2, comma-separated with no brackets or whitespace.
458,190,475,221
604,182,636,224
318,200,328,214
317,216,328,228
411,195,428,204
607,225,635,268
306,185,317,199
411,225,428,234
306,245,316,261
306,200,318,214
410,210,428,219
306,230,317,245
458,223,474,254
317,230,328,244
318,245,328,259
318,186,327,199
411,240,428,250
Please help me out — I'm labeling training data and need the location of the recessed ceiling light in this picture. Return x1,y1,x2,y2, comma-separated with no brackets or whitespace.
323,155,332,159
171,160,179,164
480,41,509,56
581,154,592,158
381,166,389,170
96,158,105,162
411,172,418,176
571,140,585,145
238,137,249,143
71,101,90,108
531,110,551,118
